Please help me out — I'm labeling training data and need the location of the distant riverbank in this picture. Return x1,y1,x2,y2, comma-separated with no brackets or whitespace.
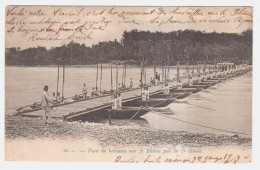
5,64,203,69
5,64,141,68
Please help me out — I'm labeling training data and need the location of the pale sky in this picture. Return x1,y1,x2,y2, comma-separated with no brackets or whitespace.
5,6,253,49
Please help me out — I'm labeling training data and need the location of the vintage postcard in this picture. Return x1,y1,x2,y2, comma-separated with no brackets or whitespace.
5,6,252,163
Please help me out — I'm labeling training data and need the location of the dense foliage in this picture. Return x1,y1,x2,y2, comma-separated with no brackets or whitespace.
5,29,252,66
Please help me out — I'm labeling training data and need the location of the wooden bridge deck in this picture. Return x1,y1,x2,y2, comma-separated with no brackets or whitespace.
21,76,189,118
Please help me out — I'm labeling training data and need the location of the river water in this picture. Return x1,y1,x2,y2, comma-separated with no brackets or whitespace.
5,66,187,111
100,71,252,137
5,66,252,137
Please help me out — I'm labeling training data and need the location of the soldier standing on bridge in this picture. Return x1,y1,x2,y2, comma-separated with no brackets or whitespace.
42,85,54,125
163,83,170,95
117,92,122,110
83,83,88,99
111,93,118,110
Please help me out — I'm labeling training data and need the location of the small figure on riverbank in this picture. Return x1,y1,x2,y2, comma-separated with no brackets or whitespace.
42,85,54,125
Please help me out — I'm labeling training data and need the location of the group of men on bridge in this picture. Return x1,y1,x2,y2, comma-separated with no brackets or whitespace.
41,62,251,125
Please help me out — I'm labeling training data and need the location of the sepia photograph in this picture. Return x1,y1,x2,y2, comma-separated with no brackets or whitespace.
4,5,253,163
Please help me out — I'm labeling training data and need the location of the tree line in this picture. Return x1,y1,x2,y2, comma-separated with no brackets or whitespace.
5,29,252,66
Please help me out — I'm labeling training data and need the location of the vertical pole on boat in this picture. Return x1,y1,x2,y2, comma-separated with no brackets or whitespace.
203,61,206,75
124,63,127,87
100,63,102,95
161,65,164,87
167,62,170,80
140,61,142,87
154,64,156,79
185,62,187,77
56,65,60,101
109,62,113,126
144,60,147,85
96,63,99,90
214,60,216,71
62,65,65,102
109,110,112,125
208,61,210,75
140,60,144,103
192,61,195,77
187,62,190,78
163,64,165,81
116,61,118,93
111,62,113,92
164,62,167,81
197,61,200,76
121,62,124,86
140,61,143,89
177,61,180,81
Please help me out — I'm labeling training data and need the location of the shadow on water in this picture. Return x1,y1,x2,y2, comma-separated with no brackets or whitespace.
150,107,175,115
100,109,175,127
200,90,211,94
208,86,217,90
73,107,175,127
